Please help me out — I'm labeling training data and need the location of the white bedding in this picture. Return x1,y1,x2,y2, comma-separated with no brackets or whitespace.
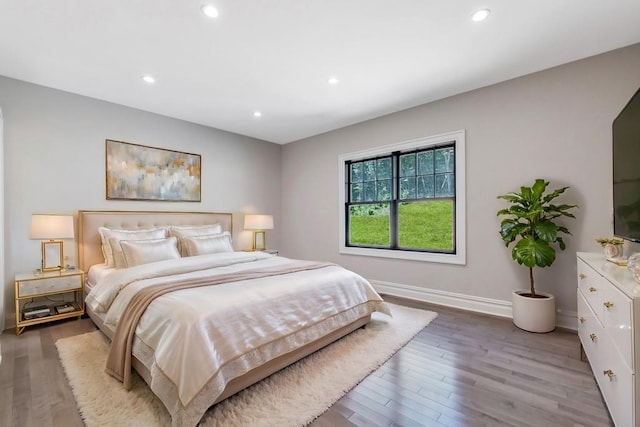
86,263,115,288
86,251,390,427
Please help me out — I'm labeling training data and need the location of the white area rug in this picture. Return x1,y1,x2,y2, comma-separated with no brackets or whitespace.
56,303,436,427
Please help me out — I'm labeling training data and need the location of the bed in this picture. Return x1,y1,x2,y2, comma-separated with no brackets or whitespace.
77,210,390,427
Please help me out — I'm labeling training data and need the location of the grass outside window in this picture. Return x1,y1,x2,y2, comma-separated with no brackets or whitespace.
349,200,454,250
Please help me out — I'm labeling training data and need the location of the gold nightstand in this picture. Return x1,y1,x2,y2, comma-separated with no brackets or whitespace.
14,269,85,335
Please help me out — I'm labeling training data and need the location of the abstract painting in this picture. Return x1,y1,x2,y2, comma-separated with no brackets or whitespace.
106,139,201,201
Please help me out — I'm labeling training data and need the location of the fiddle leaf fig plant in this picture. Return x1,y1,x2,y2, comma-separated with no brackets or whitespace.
497,179,577,297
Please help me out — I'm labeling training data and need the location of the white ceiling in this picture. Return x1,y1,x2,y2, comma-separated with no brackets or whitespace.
1,1,640,144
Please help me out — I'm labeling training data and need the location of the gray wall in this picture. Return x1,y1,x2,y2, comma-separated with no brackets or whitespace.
281,43,640,317
2,43,640,330
0,77,282,329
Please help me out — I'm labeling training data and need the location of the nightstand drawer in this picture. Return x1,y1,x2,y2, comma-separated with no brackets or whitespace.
17,274,82,297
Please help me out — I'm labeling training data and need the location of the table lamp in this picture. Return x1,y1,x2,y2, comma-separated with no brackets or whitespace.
30,214,74,271
244,214,273,251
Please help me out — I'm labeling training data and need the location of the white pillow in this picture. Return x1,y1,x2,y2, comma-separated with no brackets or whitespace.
99,227,168,268
119,237,180,268
183,232,233,257
169,224,223,256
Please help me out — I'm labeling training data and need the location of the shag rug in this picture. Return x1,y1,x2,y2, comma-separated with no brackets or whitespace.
56,303,436,426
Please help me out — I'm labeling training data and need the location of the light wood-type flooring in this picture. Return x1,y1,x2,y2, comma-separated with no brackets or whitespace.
0,295,613,427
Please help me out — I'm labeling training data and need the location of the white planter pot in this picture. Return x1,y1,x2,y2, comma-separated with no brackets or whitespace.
512,290,556,333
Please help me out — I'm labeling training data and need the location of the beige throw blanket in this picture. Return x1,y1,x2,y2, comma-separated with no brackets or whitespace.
105,259,333,389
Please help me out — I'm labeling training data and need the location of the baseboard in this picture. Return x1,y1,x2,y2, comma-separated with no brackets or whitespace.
371,280,578,331
555,309,578,331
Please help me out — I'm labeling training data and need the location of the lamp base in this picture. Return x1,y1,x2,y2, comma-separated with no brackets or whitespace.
252,231,267,251
41,240,64,272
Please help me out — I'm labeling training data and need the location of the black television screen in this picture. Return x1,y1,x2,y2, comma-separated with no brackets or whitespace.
613,87,640,243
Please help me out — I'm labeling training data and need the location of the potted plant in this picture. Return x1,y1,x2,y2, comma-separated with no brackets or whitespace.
497,178,577,333
596,237,624,258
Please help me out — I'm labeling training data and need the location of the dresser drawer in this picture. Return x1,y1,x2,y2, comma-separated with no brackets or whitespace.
577,259,604,321
591,339,634,427
17,274,82,297
602,280,633,369
578,290,605,368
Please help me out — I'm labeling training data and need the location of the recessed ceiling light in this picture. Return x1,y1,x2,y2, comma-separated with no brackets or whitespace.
253,111,262,118
472,9,490,22
141,75,155,84
328,77,339,85
201,4,219,18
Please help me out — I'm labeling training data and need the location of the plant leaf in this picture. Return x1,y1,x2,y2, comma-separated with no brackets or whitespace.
512,237,556,268
542,186,569,203
557,236,566,251
531,179,548,199
533,220,558,242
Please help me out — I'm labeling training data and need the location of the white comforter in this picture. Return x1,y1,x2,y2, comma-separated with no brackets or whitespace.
86,251,390,426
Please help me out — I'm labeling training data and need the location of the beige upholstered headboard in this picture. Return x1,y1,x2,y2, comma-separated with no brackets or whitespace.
77,210,233,272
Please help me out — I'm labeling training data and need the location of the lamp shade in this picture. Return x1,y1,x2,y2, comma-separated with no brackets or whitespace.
244,214,274,230
30,214,75,239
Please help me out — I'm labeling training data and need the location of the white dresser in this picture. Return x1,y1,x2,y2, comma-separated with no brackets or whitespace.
577,252,640,427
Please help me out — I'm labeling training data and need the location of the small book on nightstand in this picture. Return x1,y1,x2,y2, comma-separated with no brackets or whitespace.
55,302,79,314
23,305,51,320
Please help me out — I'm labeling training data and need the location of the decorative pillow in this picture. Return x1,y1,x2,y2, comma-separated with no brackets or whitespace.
169,224,223,256
183,232,233,257
99,227,168,268
119,237,180,268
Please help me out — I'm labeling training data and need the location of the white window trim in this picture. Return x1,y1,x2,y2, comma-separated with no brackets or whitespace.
338,130,466,265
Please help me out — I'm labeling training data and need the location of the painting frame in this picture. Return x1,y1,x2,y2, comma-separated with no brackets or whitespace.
105,139,201,202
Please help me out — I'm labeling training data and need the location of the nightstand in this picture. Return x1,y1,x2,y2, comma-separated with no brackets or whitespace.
15,269,85,335
243,249,279,255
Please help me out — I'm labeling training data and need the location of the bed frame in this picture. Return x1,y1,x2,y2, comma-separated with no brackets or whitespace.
77,210,370,409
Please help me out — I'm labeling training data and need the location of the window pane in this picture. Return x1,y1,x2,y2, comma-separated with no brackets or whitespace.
348,204,390,247
377,158,392,179
350,183,363,202
350,162,363,182
435,147,455,173
435,173,454,197
364,181,376,202
399,177,416,200
399,154,416,177
398,200,454,250
417,151,434,175
417,175,434,199
377,179,392,201
363,160,376,181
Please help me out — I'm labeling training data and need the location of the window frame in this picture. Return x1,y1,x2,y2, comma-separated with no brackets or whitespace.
338,130,466,264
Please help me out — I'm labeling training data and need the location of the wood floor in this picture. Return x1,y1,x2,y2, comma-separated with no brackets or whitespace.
0,296,612,427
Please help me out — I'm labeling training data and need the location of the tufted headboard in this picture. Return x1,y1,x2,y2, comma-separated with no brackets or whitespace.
77,210,233,272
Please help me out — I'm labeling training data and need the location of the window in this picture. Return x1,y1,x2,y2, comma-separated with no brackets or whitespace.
338,130,465,264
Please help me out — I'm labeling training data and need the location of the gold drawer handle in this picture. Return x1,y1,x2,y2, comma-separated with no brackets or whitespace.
579,273,586,280
603,301,614,309
579,317,586,323
590,333,597,342
603,369,615,381
589,287,597,292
